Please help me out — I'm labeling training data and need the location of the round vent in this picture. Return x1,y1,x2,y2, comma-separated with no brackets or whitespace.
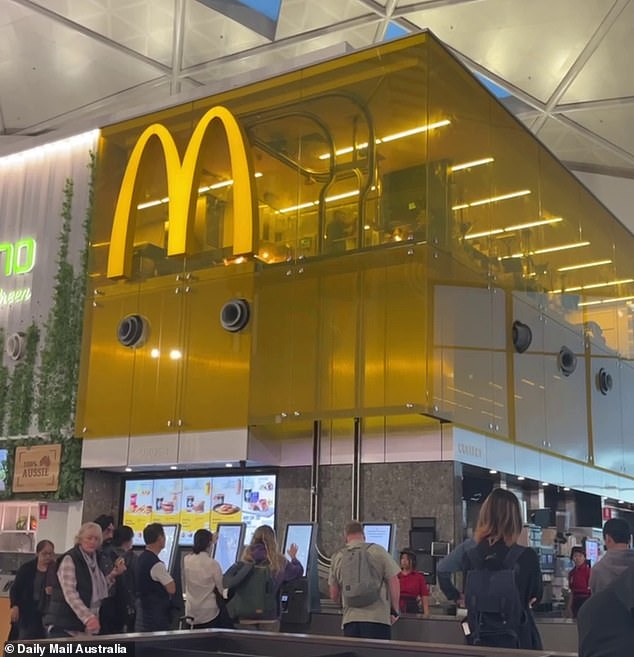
597,368,613,395
117,315,149,348
512,320,532,353
6,332,26,361
558,346,577,377
220,299,250,333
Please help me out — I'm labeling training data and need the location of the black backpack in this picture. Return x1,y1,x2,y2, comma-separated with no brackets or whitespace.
464,544,527,648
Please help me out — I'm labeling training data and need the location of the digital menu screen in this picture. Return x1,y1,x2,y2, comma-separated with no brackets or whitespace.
122,473,277,546
283,523,314,571
363,523,393,552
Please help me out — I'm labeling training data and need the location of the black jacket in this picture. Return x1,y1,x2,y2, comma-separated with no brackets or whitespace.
10,558,50,633
43,546,94,632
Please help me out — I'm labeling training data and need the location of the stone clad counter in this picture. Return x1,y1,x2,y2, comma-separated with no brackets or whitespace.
300,607,578,654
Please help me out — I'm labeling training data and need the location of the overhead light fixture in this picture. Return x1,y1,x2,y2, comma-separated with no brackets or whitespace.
137,172,263,210
318,119,451,160
451,157,494,172
0,129,100,168
501,241,591,260
452,189,531,211
464,217,562,241
563,487,570,491
542,482,550,486
170,465,178,470
150,348,160,359
579,295,634,307
225,463,233,468
169,349,182,360
278,189,359,214
125,467,132,473
557,259,612,272
489,469,498,474
517,476,525,481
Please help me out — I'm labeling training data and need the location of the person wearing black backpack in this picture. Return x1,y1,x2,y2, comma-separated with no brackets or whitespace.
462,488,543,650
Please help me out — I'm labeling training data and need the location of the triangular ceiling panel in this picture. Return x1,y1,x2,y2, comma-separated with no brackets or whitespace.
398,0,615,104
560,1,634,104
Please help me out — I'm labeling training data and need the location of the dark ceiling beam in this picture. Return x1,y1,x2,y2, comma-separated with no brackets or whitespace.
194,0,276,40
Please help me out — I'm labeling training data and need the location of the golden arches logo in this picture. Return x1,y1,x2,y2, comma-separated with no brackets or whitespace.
107,105,257,279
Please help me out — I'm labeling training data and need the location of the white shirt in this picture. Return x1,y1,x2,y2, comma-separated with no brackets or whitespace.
183,551,224,625
150,561,174,587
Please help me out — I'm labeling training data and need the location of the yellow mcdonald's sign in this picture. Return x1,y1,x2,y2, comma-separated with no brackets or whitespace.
107,105,257,279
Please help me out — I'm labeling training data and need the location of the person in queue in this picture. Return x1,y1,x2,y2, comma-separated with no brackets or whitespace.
228,525,303,631
43,522,126,637
589,518,634,594
135,522,176,631
9,539,56,639
106,525,137,632
397,548,430,616
328,520,400,640
462,488,543,650
182,528,225,628
94,514,120,633
566,546,591,618
437,535,476,606
578,562,634,657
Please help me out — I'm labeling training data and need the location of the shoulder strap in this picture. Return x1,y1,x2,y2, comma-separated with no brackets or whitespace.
466,545,486,569
502,544,525,569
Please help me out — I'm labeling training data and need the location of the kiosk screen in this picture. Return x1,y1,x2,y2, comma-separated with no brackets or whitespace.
214,523,245,574
283,523,314,571
362,523,393,552
158,523,180,573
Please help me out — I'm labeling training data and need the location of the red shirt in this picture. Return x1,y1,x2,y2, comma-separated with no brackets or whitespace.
569,561,591,596
397,570,429,612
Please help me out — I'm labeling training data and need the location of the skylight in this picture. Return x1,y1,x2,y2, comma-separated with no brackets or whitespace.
475,72,511,99
384,22,409,41
237,0,281,21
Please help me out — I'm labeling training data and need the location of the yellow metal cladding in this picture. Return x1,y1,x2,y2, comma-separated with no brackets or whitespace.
78,30,634,481
107,105,256,279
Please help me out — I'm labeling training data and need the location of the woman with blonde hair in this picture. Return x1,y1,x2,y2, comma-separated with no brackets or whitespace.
463,488,543,650
226,524,303,631
43,522,125,637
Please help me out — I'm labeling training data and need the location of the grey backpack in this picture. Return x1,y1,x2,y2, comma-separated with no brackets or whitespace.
340,543,382,607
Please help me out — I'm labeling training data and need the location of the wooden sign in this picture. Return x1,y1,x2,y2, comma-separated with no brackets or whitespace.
13,444,62,493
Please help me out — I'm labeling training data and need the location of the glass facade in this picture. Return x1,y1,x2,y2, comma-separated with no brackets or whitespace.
79,33,634,478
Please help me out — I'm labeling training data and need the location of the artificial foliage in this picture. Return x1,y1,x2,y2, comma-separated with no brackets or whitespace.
0,328,8,433
6,324,40,436
0,151,96,500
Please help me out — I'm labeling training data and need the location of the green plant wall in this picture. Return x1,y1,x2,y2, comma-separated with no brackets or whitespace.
0,152,95,500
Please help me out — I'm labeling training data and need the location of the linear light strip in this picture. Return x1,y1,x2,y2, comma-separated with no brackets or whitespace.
557,259,612,272
451,157,494,172
278,189,360,214
452,189,531,211
561,279,634,293
318,120,451,160
137,172,263,210
499,241,591,260
579,295,634,307
464,217,562,241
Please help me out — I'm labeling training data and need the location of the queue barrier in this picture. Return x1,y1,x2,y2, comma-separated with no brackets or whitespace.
6,628,577,657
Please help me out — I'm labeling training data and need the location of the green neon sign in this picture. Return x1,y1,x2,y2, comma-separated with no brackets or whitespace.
0,238,37,277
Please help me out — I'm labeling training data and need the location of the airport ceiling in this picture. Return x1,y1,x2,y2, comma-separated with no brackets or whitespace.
1,0,634,182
